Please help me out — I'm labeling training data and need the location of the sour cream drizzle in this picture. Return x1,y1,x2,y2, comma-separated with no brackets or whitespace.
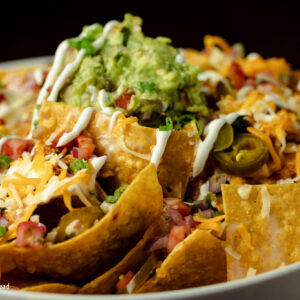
151,130,172,168
109,111,122,132
192,112,239,178
48,49,86,102
56,107,97,147
28,40,69,139
88,156,107,191
98,89,114,114
29,20,119,139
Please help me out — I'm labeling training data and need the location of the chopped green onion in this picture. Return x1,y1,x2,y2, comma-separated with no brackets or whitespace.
164,215,170,221
159,116,173,131
177,114,203,136
105,185,128,204
70,158,90,174
0,155,12,167
35,104,42,110
33,120,39,129
0,225,7,237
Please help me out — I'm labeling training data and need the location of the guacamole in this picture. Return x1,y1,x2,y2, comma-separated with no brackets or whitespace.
59,14,208,122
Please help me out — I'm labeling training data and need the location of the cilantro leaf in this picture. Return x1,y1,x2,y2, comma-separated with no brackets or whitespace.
68,24,103,56
140,81,157,93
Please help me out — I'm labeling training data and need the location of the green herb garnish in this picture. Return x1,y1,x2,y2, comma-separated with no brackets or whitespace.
140,81,157,93
159,116,173,131
33,120,39,129
35,104,42,110
69,158,90,174
164,215,170,221
0,225,6,237
68,24,103,56
0,156,12,167
105,185,128,204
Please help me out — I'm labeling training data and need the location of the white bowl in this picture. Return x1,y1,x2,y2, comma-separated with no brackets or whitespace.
0,57,299,300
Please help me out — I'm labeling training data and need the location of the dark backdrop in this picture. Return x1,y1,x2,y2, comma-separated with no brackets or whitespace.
1,0,300,68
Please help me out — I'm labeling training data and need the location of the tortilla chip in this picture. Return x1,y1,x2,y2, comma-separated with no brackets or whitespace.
35,101,197,198
0,270,78,293
0,163,163,283
137,229,226,293
222,183,300,280
80,224,157,294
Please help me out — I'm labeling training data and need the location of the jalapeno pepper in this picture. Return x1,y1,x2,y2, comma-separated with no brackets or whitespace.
214,133,269,176
123,253,158,294
56,206,105,243
213,123,234,152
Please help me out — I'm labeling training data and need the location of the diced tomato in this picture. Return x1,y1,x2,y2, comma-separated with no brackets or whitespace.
167,225,187,253
164,198,191,216
0,92,5,102
176,202,191,216
115,91,134,110
73,135,95,159
1,139,34,160
16,221,46,250
77,135,94,147
116,271,134,294
230,62,245,90
73,145,95,159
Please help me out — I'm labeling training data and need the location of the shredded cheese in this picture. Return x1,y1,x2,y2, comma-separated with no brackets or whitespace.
237,223,254,250
225,245,241,260
247,127,281,171
260,186,271,219
246,267,257,278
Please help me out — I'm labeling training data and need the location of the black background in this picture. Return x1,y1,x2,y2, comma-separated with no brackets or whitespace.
1,0,300,67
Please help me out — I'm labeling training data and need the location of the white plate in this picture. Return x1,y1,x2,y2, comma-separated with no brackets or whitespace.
0,57,300,300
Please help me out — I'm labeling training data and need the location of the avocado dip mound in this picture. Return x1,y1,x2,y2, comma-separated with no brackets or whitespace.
59,14,208,125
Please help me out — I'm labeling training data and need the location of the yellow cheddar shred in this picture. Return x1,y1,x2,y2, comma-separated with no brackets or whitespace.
247,127,281,171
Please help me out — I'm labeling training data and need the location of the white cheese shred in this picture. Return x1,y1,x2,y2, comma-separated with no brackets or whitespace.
260,186,271,219
225,245,241,261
